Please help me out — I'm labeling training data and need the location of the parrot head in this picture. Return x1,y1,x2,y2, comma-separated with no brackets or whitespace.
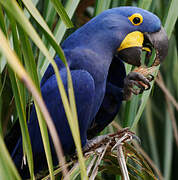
63,7,168,67
106,7,169,67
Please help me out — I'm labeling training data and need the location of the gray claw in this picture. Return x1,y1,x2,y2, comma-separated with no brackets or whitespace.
124,71,151,99
147,74,154,82
132,134,141,144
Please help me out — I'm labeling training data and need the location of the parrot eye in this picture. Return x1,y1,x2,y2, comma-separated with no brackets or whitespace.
128,13,143,26
133,17,141,24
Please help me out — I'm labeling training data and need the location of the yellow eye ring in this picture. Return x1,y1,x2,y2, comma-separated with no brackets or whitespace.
128,13,143,26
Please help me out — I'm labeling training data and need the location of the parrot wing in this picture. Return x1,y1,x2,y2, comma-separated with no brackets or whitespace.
12,68,95,176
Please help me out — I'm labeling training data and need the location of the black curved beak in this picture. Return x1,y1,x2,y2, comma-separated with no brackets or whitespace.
144,26,169,66
116,26,169,67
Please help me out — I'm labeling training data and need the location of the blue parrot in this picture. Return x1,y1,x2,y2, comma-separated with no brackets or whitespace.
7,6,168,178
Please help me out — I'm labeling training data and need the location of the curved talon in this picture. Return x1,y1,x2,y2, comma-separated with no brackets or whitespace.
111,129,140,151
125,79,146,95
138,85,145,94
132,134,141,144
127,72,151,87
144,82,151,90
145,86,150,90
123,71,152,100
147,74,154,82
133,80,145,91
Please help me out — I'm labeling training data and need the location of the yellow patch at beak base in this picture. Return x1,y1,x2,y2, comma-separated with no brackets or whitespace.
142,47,151,52
118,31,144,51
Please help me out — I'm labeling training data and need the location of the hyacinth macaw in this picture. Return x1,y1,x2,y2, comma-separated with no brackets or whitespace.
7,6,168,177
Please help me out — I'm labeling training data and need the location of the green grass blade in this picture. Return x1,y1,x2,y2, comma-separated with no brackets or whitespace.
0,5,7,73
66,67,87,178
17,24,55,178
123,96,140,127
42,0,55,23
22,0,55,38
38,0,80,77
0,135,21,180
7,13,35,179
145,100,160,168
19,0,87,177
37,0,57,76
94,0,112,16
34,104,55,179
111,0,120,8
50,0,73,28
0,5,6,133
163,111,173,180
17,26,40,89
0,27,58,179
163,0,178,38
1,1,87,178
7,3,55,178
138,0,152,10
0,75,2,135
130,67,159,131
0,5,7,35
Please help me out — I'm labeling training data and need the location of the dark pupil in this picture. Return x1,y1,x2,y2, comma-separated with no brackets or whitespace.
133,17,140,24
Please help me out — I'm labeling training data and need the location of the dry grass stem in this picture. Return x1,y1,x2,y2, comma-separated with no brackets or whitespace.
117,145,130,180
133,142,164,180
165,95,178,147
156,72,178,147
156,72,178,111
89,142,110,180
87,155,97,176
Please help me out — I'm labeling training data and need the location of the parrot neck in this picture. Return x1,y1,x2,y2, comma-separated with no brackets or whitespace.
62,16,124,61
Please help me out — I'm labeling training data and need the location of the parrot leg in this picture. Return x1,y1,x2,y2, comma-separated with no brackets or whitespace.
83,135,110,152
123,71,153,101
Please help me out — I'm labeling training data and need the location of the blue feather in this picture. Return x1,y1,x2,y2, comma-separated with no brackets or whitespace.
11,7,162,177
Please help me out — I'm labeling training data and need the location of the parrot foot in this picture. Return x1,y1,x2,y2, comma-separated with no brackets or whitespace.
84,128,140,154
83,135,110,153
83,128,140,179
83,128,139,180
109,128,140,151
123,71,153,100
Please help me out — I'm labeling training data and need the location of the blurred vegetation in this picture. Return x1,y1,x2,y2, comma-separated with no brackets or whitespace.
0,0,177,179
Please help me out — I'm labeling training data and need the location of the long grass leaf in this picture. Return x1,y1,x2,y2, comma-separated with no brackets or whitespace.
130,67,159,131
50,0,73,28
163,0,178,38
138,0,153,10
163,111,173,180
9,10,54,178
38,0,80,77
145,100,160,168
18,0,87,177
123,96,140,128
0,5,7,35
18,24,54,178
7,13,35,178
94,0,112,16
0,135,21,180
0,1,87,178
0,27,58,179
22,0,55,38
0,5,7,73
0,75,2,135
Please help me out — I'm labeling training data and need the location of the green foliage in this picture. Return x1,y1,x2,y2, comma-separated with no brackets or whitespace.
0,0,177,179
